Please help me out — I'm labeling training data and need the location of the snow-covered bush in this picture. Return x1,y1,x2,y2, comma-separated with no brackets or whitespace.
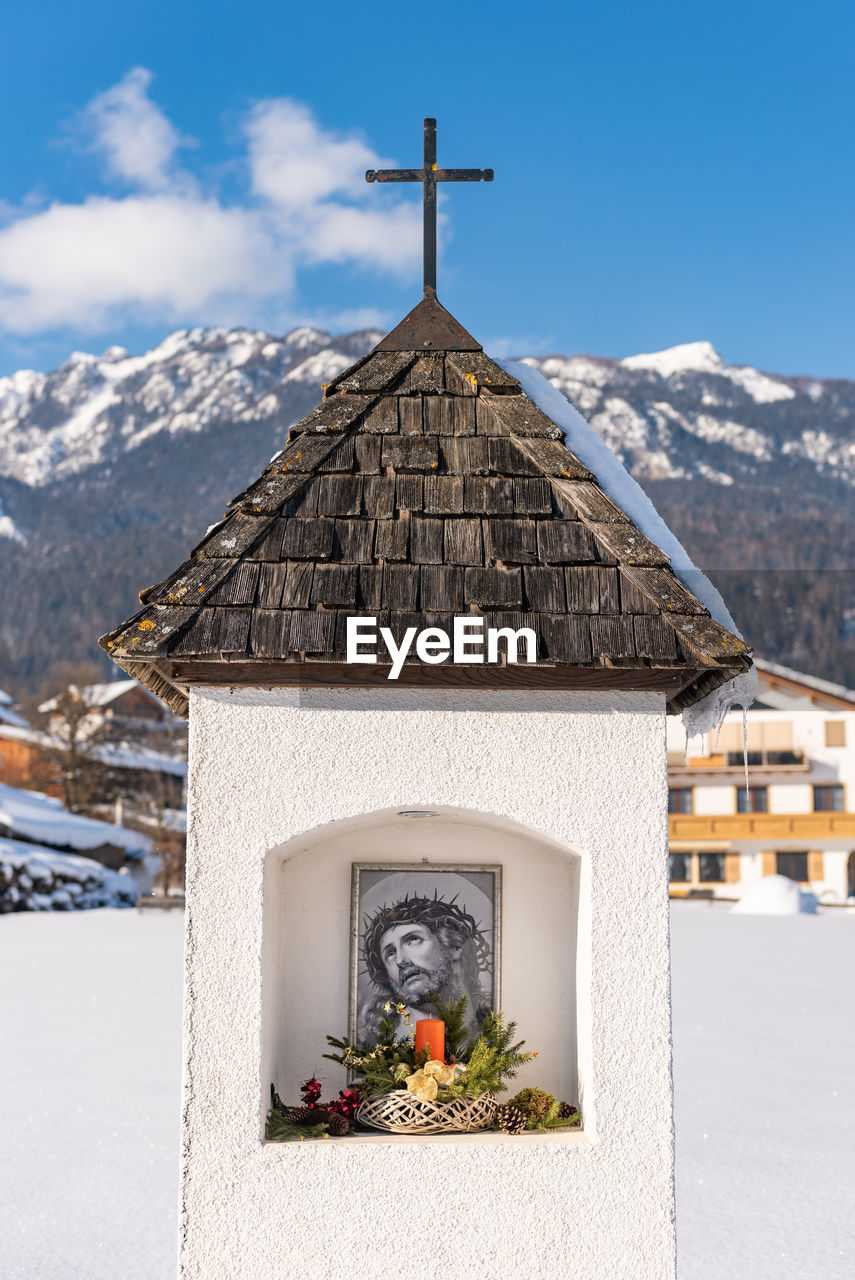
0,838,138,912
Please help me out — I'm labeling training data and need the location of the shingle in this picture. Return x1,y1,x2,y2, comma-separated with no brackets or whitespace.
421,566,465,611
590,616,636,658
384,564,420,610
205,561,261,606
411,516,444,563
536,521,596,563
513,478,553,514
249,609,292,658
523,567,566,613
288,610,337,653
354,435,382,473
564,566,621,613
362,476,395,519
381,436,440,472
464,476,515,514
401,355,444,393
358,565,384,609
376,515,410,561
315,475,363,517
325,350,414,394
444,518,483,564
398,397,423,434
256,562,288,609
288,392,377,435
279,562,315,608
360,399,399,433
487,437,542,476
424,476,464,514
464,567,523,608
541,615,593,663
619,566,709,615
244,520,287,562
485,519,538,564
332,519,375,563
395,475,424,511
280,519,335,560
476,392,563,438
588,522,669,566
310,564,359,607
634,616,680,659
445,350,520,393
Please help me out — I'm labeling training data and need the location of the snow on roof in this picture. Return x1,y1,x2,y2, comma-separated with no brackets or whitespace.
0,688,12,705
0,781,152,857
93,742,187,777
754,658,855,707
0,723,185,774
38,679,143,713
0,703,29,729
503,359,758,733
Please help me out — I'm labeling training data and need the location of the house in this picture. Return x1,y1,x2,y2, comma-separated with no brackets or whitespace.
38,678,180,732
667,658,855,901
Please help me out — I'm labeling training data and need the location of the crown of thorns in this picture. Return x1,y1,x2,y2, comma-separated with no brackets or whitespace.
363,893,490,987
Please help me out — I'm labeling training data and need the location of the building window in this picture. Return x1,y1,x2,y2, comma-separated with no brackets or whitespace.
776,852,808,881
668,787,693,814
737,786,768,813
669,854,691,882
698,852,725,882
726,750,803,768
813,785,844,812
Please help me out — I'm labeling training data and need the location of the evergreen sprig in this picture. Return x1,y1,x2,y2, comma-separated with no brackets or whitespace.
325,996,536,1102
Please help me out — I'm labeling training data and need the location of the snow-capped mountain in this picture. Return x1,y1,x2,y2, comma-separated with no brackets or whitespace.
2,329,854,500
0,325,380,488
0,325,853,690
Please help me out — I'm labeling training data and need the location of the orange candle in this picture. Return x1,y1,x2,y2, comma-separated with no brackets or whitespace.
414,1018,445,1062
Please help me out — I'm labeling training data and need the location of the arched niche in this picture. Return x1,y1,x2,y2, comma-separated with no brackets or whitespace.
261,807,581,1127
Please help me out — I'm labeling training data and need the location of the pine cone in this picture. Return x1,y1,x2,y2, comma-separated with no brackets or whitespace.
326,1111,350,1137
496,1104,527,1135
289,1106,330,1126
558,1102,579,1120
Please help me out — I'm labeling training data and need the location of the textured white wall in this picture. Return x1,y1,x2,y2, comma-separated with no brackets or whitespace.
181,687,675,1280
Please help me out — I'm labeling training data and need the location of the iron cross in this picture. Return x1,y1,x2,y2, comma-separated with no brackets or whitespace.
366,118,493,296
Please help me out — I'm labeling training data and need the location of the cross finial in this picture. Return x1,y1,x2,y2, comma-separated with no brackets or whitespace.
366,119,493,297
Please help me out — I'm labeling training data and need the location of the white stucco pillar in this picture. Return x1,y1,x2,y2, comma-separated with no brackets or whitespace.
179,686,675,1280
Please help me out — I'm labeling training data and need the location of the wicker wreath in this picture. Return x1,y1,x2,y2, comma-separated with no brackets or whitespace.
357,1090,497,1134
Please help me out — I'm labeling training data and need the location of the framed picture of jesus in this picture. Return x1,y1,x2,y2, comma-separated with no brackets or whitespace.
349,863,502,1046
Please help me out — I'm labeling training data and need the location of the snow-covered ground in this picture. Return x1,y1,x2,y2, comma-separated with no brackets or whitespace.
0,903,852,1279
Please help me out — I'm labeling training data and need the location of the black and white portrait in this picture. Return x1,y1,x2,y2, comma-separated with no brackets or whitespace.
350,865,501,1045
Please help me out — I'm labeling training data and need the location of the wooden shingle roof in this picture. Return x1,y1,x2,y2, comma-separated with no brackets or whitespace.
100,297,752,716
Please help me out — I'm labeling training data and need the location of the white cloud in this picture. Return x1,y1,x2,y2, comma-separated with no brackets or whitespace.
246,99,383,209
78,67,189,192
0,72,421,335
0,197,287,332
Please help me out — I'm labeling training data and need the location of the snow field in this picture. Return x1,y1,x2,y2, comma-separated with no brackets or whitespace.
0,904,852,1278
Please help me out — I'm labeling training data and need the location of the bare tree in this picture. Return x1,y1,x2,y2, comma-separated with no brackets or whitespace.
30,661,113,813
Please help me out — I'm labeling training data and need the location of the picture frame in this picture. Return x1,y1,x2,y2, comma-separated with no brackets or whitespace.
349,863,502,1046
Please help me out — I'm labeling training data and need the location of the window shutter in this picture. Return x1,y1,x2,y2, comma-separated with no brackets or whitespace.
717,723,743,751
762,721,793,750
825,721,846,748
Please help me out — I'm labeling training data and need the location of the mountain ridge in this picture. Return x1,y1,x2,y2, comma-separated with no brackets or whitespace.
1,325,853,690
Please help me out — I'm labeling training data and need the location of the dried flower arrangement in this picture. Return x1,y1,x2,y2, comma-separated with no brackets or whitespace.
266,994,581,1140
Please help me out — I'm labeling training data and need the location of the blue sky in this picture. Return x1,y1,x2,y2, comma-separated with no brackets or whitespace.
1,0,853,378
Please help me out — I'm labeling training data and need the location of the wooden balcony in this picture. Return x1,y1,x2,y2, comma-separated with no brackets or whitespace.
668,812,855,842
